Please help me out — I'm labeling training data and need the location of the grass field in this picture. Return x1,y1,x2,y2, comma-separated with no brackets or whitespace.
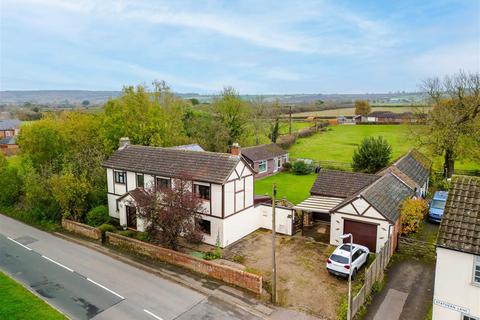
255,172,316,204
278,121,312,134
0,272,66,320
291,106,432,117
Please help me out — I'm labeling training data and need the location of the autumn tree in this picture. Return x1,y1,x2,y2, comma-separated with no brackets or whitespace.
400,198,428,235
133,176,205,250
51,170,91,222
354,99,371,116
412,71,480,177
352,136,392,173
211,87,249,146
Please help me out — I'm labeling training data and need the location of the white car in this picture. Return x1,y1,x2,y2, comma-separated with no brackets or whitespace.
326,243,370,279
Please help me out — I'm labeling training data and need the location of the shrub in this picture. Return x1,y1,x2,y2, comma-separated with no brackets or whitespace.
292,160,313,175
135,231,150,242
0,166,23,206
203,250,221,260
85,205,109,226
118,230,136,238
400,198,428,235
282,162,292,171
277,134,297,149
232,254,246,264
352,136,392,173
98,223,116,234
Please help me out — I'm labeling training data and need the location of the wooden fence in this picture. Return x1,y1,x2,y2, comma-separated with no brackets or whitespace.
351,238,393,318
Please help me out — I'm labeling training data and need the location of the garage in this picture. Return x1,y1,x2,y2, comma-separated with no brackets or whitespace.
343,219,377,252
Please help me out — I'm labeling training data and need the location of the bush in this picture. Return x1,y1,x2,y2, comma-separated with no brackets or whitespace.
85,205,109,226
352,136,392,173
98,223,116,234
292,160,313,175
282,162,292,171
400,198,428,235
203,250,221,260
277,134,297,149
118,230,136,238
0,167,23,206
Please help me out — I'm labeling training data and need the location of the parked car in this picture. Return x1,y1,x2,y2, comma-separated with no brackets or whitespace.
428,191,448,223
326,243,370,278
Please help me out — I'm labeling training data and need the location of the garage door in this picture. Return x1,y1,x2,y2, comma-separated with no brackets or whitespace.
343,219,377,252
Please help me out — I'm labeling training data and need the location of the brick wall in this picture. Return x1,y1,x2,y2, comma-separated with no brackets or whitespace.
61,219,102,241
106,232,263,294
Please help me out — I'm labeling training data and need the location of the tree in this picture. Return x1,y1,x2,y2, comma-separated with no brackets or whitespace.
189,98,200,105
82,100,90,107
183,111,230,152
50,171,91,222
400,198,428,235
412,71,480,178
211,87,248,146
352,136,392,173
354,100,371,116
133,176,204,250
0,156,22,206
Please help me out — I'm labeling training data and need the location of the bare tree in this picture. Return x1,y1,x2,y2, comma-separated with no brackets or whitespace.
412,71,480,177
133,176,205,250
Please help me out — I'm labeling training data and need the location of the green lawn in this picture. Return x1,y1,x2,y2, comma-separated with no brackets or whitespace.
278,121,313,134
0,272,66,320
288,124,480,171
255,172,317,204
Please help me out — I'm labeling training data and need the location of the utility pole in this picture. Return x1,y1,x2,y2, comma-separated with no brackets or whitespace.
271,182,277,304
288,105,292,135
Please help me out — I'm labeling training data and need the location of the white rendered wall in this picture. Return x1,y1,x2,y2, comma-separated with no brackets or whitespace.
433,248,480,320
198,215,224,246
107,193,119,218
257,204,293,235
211,184,222,217
221,206,259,247
224,181,235,216
107,168,114,193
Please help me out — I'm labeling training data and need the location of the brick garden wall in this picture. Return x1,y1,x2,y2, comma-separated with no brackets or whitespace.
61,219,102,241
106,232,262,294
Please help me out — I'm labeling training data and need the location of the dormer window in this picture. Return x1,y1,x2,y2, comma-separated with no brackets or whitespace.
114,171,126,184
194,184,210,200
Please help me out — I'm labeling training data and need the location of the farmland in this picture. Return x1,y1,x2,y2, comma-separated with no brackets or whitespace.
290,105,432,118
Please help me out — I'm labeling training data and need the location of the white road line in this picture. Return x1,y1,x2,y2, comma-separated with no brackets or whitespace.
7,236,32,251
86,278,125,300
143,309,164,320
41,255,74,272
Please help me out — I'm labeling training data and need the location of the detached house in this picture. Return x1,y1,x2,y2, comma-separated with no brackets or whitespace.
0,119,21,156
433,176,480,320
240,143,288,178
103,138,258,248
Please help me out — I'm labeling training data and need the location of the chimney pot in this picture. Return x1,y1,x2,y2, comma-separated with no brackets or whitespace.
230,142,241,156
119,137,130,149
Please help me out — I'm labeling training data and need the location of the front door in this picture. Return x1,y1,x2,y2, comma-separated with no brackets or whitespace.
126,205,137,229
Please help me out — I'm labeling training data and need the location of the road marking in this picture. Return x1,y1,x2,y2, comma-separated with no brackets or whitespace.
41,255,74,272
7,236,32,251
144,309,164,320
86,278,125,300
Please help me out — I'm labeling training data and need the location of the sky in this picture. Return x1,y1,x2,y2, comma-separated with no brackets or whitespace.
0,0,479,94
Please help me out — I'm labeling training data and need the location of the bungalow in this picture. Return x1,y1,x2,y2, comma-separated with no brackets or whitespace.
240,143,288,178
103,138,295,248
433,176,480,320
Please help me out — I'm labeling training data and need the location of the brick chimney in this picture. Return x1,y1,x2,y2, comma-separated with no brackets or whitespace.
119,137,130,150
230,142,241,156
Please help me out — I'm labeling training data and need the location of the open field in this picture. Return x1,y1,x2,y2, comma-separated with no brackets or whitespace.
290,106,432,118
255,172,316,204
0,271,66,320
279,121,312,134
288,124,480,171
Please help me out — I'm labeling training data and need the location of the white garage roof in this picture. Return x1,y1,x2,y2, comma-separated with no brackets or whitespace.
294,196,344,213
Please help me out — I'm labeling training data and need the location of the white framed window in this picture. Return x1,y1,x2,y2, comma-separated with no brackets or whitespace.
473,255,480,285
463,314,480,320
194,184,210,200
258,160,267,173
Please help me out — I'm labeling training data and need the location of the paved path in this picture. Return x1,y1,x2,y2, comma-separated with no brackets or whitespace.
364,259,435,320
0,214,261,320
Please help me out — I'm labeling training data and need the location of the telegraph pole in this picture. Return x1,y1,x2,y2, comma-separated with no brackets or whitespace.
271,182,277,304
288,105,292,135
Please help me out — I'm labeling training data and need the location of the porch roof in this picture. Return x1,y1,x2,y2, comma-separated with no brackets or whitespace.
293,196,344,213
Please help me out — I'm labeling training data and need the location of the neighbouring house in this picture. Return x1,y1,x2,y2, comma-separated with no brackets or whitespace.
337,116,356,125
0,136,19,156
168,143,205,152
0,119,21,156
103,138,295,248
240,143,288,178
295,149,431,252
433,175,480,320
0,119,21,139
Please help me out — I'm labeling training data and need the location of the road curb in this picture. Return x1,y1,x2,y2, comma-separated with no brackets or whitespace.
53,232,272,319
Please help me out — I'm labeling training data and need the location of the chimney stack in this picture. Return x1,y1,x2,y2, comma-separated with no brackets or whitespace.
230,142,241,156
119,137,130,150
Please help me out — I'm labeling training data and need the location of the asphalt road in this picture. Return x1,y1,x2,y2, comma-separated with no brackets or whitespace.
0,215,260,320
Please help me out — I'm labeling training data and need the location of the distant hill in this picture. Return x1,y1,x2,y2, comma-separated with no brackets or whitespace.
0,90,426,107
